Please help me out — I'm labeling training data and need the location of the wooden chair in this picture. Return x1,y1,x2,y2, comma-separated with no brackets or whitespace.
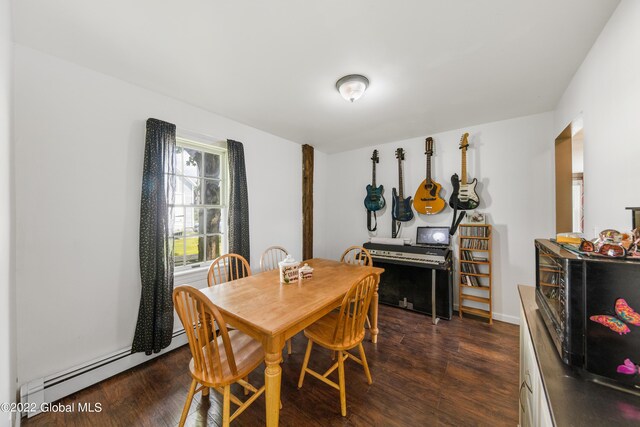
340,245,372,267
259,246,289,272
173,285,265,427
207,253,251,287
297,273,378,417
259,246,293,355
340,245,373,328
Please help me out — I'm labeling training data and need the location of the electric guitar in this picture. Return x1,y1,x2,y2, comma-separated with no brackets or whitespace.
413,137,446,215
392,148,414,222
449,133,480,210
364,149,385,211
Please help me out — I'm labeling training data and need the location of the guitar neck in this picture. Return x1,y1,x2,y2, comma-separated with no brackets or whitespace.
426,153,432,186
372,160,376,187
461,147,467,185
398,158,404,199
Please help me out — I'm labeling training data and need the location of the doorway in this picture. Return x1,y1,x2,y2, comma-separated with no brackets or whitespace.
555,117,584,234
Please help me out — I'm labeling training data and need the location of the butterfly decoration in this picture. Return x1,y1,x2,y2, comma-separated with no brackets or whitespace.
589,298,640,335
617,358,640,376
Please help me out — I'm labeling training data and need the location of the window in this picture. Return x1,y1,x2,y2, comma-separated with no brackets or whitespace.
170,137,228,270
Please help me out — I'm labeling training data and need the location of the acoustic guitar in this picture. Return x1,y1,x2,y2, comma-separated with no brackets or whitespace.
364,149,385,212
449,133,480,210
392,148,414,222
413,137,446,215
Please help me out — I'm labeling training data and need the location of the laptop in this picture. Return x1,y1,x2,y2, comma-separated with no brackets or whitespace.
416,226,451,247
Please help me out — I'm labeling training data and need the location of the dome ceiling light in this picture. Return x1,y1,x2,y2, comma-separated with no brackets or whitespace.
336,74,369,102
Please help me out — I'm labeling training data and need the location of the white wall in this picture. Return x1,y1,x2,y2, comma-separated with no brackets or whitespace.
323,112,555,323
313,150,329,259
14,45,304,383
0,0,15,425
554,0,639,236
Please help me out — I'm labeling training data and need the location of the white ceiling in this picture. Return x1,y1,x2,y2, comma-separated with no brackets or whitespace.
12,0,619,153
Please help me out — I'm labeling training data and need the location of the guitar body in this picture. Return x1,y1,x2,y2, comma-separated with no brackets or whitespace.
449,174,480,210
413,179,446,214
364,184,385,212
392,187,414,222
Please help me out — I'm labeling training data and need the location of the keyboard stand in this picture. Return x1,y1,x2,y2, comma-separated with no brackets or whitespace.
431,269,439,325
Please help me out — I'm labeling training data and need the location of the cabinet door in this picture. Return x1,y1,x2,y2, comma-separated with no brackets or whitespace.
519,307,536,426
520,304,555,427
537,386,553,427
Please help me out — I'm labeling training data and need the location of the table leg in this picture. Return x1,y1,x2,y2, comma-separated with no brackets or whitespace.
371,281,379,343
265,338,283,427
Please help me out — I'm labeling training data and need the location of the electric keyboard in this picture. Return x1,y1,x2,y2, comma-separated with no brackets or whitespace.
363,242,451,268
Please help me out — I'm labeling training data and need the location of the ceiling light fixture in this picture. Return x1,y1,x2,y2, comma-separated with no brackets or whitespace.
336,74,369,102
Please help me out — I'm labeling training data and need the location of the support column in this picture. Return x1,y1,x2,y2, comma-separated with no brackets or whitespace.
302,144,314,260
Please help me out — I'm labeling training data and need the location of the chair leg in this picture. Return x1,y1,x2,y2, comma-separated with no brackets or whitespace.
298,339,313,388
358,343,372,385
222,385,231,427
202,386,210,397
365,314,371,329
337,350,347,417
179,379,197,427
243,376,249,396
287,339,292,355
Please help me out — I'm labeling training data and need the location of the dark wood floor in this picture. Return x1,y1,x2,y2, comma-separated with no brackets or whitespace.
23,306,519,426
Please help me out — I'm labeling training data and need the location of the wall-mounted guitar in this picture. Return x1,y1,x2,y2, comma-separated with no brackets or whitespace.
392,148,413,237
364,149,385,231
449,132,479,210
448,132,479,235
413,137,446,215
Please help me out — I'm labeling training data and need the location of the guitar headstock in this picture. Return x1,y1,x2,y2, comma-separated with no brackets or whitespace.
371,149,379,163
395,147,405,160
425,137,434,156
459,133,470,150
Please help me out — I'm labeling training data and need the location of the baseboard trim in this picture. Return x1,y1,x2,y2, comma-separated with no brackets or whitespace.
453,303,520,325
20,329,187,418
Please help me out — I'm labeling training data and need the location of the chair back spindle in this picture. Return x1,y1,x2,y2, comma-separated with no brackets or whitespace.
207,254,251,287
340,246,372,267
333,273,377,345
260,246,289,271
173,286,239,382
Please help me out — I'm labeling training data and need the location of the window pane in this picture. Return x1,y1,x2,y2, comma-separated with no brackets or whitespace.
206,235,222,261
185,236,205,265
174,176,184,205
183,148,202,177
204,152,221,178
173,238,186,267
204,179,220,205
184,208,204,235
172,207,185,236
206,208,222,234
175,146,183,175
184,178,201,205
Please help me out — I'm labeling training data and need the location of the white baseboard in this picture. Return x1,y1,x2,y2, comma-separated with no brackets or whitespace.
453,303,520,325
20,329,187,418
492,312,520,325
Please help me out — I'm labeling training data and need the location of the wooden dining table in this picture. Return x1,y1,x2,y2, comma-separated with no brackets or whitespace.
199,258,384,427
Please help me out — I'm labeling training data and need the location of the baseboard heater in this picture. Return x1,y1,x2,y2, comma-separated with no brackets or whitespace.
20,329,188,419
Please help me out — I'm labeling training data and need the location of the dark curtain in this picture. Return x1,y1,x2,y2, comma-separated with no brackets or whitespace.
227,139,250,268
132,118,176,355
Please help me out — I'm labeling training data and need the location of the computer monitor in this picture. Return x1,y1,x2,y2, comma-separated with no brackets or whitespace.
416,226,450,246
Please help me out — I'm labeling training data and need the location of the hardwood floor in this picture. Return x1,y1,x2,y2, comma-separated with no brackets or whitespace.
22,306,519,426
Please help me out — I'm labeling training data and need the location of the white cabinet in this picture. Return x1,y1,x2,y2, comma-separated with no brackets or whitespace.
519,306,554,426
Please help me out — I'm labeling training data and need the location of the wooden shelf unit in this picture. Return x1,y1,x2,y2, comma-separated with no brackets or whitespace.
458,224,492,324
